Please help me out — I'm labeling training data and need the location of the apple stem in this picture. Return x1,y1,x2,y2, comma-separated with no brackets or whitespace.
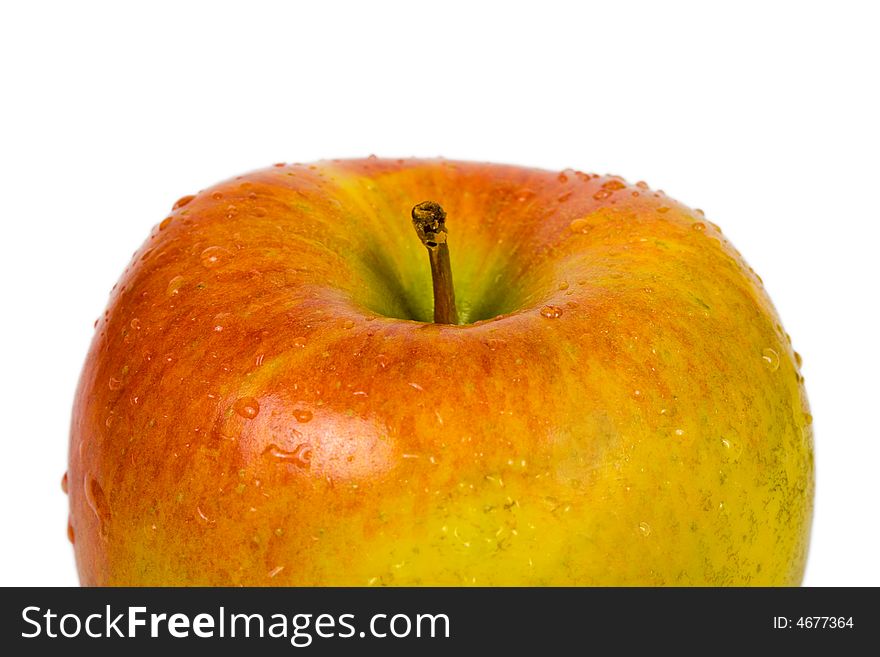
412,201,459,325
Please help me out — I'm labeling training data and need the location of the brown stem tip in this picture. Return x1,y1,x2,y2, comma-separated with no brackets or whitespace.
412,201,459,325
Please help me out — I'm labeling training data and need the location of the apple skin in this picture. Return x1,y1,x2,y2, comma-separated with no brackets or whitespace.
67,158,813,585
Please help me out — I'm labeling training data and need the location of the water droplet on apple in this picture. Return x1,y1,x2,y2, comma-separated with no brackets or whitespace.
656,206,670,213
569,218,591,234
233,397,260,419
540,305,563,319
211,191,223,200
558,281,569,290
804,413,813,425
293,336,307,348
761,348,780,371
172,195,195,210
592,189,612,201
166,275,185,296
638,522,652,536
61,472,69,494
692,222,706,232
636,181,649,190
557,172,569,183
293,409,313,423
720,437,742,460
342,319,355,330
602,179,626,191
794,351,803,368
263,443,312,469
159,216,173,231
212,312,231,332
200,246,232,268
252,206,268,217
85,476,111,537
108,377,123,391
196,505,214,524
557,191,572,203
67,519,75,544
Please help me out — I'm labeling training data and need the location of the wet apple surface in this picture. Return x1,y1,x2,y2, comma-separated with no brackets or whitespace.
67,158,813,585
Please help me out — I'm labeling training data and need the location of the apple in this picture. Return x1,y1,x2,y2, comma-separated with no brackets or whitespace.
66,158,813,585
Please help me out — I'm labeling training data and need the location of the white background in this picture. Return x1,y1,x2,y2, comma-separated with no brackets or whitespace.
1,1,877,587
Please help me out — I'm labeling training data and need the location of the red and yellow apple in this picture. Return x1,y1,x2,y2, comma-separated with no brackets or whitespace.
66,158,813,585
